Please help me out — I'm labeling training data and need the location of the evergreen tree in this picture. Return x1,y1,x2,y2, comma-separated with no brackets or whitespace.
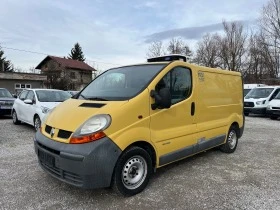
0,46,13,72
67,43,86,61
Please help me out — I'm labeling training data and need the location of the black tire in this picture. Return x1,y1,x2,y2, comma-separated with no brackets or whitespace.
12,110,20,125
112,146,152,196
244,112,249,116
220,126,238,153
34,115,41,131
270,115,278,120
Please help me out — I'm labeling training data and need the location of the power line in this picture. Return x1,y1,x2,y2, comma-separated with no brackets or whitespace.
1,46,122,66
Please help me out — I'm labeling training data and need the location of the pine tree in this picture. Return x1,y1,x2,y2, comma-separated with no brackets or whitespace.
0,46,13,72
67,43,86,61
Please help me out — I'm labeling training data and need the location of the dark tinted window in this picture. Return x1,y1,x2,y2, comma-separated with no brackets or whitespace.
80,64,165,101
156,67,192,105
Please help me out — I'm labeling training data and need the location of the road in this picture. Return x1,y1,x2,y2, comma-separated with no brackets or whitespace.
0,115,279,210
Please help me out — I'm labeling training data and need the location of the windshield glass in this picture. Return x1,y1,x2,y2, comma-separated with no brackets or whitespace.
245,88,274,99
274,92,280,99
244,89,251,96
79,64,166,101
0,89,13,98
36,90,71,102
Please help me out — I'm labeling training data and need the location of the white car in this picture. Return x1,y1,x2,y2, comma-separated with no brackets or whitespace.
244,86,280,116
267,92,280,120
12,89,71,130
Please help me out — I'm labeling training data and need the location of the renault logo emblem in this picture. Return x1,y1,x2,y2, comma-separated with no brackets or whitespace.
50,128,55,138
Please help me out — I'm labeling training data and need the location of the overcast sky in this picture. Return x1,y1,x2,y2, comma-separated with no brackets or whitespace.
0,0,269,71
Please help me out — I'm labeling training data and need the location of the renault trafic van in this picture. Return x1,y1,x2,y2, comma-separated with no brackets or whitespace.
244,86,280,116
34,55,244,196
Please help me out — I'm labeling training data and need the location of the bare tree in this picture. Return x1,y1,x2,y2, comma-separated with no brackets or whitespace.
167,38,192,61
259,0,280,49
218,21,247,71
146,41,165,58
194,33,221,68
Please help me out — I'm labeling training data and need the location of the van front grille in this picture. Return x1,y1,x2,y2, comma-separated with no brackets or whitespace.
244,102,254,107
44,125,72,139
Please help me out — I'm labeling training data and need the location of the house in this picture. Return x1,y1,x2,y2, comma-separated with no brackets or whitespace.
35,56,96,90
0,72,47,95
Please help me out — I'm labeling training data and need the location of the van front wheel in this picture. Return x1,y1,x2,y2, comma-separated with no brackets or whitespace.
113,146,152,196
220,126,238,153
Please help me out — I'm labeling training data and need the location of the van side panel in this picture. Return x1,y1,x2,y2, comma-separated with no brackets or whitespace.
196,69,243,142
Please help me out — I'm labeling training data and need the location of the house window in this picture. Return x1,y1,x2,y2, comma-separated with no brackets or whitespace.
26,84,31,88
70,72,76,79
21,84,25,88
15,84,20,88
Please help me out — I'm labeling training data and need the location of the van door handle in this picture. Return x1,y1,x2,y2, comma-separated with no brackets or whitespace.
191,102,195,116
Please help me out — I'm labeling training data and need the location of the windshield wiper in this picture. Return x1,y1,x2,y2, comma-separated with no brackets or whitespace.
79,94,88,100
88,97,109,101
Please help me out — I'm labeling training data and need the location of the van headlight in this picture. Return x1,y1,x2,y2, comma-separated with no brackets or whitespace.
70,114,111,144
267,105,272,110
256,100,266,105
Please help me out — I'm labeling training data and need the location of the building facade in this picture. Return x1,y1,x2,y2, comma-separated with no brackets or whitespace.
36,56,96,90
0,72,46,95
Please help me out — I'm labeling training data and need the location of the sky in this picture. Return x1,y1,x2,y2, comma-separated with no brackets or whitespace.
0,0,270,72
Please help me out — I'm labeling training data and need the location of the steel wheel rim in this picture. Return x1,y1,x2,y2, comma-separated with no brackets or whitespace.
228,130,237,149
12,112,17,123
122,155,147,190
34,118,40,131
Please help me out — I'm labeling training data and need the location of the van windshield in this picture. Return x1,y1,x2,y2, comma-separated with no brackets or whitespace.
36,90,71,102
79,64,166,101
245,88,274,99
275,92,280,99
243,89,251,96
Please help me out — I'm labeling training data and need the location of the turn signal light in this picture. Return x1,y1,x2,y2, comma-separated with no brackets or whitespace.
69,131,106,144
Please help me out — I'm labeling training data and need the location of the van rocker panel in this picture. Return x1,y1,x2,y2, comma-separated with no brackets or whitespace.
159,134,226,166
34,131,122,189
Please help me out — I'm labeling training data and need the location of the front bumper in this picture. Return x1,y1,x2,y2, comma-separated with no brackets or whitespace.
34,131,122,189
244,107,266,114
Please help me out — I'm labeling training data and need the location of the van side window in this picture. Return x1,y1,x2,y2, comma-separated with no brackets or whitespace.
156,67,192,105
19,90,28,100
270,88,280,101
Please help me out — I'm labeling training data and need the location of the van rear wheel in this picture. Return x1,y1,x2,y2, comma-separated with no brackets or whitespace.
112,146,152,196
220,126,238,153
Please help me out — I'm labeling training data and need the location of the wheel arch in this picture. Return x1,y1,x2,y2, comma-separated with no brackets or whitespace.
123,141,157,172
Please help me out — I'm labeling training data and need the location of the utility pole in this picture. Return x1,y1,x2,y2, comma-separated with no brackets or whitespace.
1,61,4,71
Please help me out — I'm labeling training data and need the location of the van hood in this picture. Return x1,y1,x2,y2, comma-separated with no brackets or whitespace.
45,98,128,132
244,97,267,102
268,99,280,107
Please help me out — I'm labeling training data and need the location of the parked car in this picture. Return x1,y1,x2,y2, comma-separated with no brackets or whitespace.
12,89,71,130
34,54,244,196
0,88,15,116
244,86,280,116
267,91,280,119
243,84,266,97
66,90,79,96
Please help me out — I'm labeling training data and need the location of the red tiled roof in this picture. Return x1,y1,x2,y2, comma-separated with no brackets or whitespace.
36,55,96,71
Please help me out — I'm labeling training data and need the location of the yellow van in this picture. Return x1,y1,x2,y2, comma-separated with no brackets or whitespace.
34,55,244,196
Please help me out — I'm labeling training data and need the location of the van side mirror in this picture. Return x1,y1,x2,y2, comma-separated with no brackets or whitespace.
13,94,17,98
151,88,171,110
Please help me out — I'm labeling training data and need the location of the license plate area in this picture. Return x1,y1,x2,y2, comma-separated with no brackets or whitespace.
39,150,55,167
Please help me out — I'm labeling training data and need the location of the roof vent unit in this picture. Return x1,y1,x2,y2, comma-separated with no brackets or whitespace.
147,54,187,62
